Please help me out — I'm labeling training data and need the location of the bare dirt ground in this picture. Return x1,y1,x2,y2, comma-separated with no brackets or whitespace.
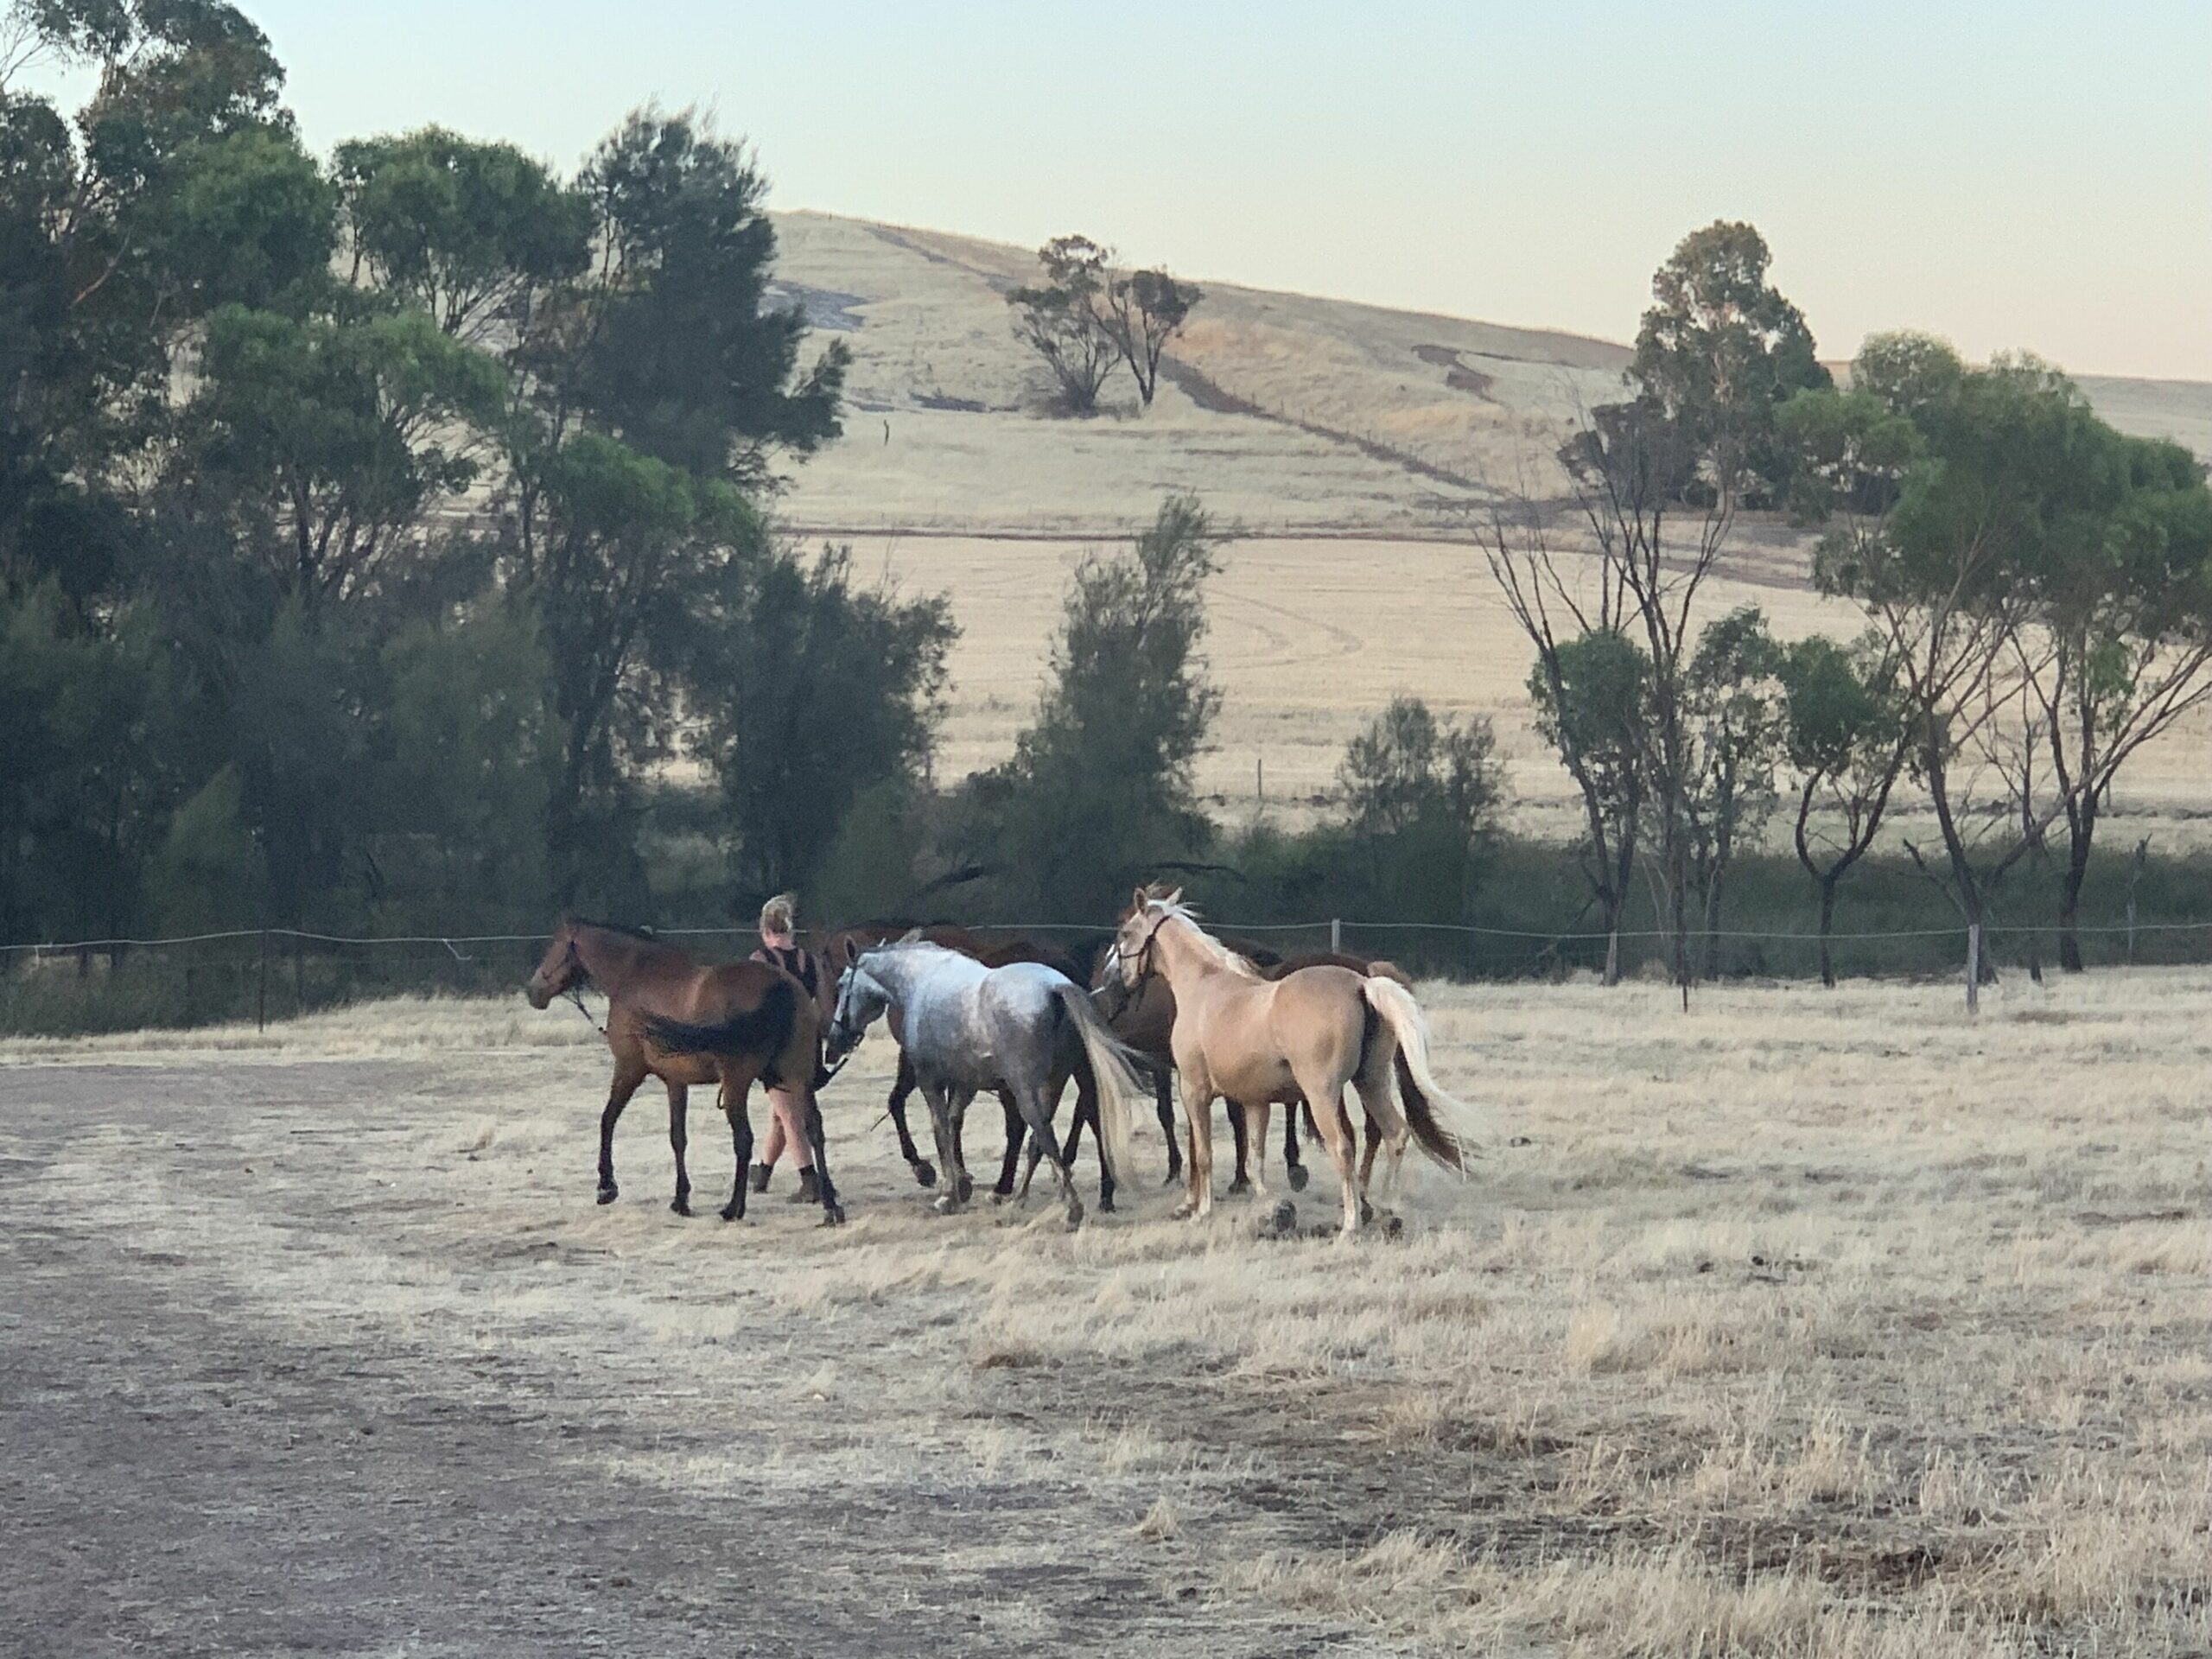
7,975,2212,1655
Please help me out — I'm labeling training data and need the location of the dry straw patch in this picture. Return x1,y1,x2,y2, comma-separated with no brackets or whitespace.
11,965,2212,1652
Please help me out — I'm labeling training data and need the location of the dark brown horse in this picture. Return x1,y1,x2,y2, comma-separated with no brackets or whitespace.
524,919,845,1225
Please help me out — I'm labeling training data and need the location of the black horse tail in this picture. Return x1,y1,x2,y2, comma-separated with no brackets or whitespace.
640,978,798,1075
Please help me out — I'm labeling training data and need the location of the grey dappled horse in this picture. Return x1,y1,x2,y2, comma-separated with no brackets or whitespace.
823,938,1148,1230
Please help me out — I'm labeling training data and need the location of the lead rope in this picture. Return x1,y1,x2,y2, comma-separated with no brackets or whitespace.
565,983,606,1037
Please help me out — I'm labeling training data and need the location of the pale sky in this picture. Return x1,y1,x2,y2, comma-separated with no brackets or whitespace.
70,3,2212,378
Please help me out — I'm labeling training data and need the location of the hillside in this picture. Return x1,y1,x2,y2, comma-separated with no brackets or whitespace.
768,210,2212,541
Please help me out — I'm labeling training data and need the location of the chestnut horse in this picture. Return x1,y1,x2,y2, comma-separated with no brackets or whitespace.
1105,892,1487,1236
524,919,845,1226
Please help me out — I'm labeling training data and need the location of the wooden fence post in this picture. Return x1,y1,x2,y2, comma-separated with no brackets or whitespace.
1965,923,1980,1015
1330,918,1342,954
257,929,269,1033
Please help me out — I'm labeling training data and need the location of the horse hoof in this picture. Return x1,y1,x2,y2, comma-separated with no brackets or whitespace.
932,1194,961,1216
820,1205,847,1227
595,1183,619,1205
719,1202,745,1223
671,1198,691,1217
1171,1199,1196,1220
956,1175,975,1205
1287,1165,1311,1192
1226,1176,1250,1196
1359,1198,1376,1224
1063,1211,1084,1233
1161,1168,1183,1187
1380,1213,1405,1238
1098,1193,1116,1214
912,1160,938,1189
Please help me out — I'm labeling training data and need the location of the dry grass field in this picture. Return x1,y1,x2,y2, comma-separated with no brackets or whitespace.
767,211,2212,541
7,971,2211,1654
842,531,2212,849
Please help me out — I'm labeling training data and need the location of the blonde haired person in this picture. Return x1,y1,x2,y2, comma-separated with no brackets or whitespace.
747,893,825,1203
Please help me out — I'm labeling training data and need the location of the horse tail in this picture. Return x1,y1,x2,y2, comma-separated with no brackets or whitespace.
1360,976,1491,1173
1365,958,1415,989
639,977,798,1071
1054,982,1147,1184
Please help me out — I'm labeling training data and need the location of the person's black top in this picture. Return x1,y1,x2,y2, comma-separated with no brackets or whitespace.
751,942,820,1001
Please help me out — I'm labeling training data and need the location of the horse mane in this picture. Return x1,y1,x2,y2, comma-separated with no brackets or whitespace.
566,916,660,943
1147,899,1264,981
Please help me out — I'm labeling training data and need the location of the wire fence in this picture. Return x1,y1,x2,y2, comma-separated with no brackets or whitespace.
6,908,2212,1038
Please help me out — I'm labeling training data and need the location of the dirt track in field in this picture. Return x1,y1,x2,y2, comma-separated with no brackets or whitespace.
0,1052,1413,1659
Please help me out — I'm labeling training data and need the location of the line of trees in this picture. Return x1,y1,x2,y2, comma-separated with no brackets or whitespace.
1491,221,2212,988
0,0,953,950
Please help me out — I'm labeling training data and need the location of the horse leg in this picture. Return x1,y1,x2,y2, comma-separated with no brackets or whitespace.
596,1063,648,1205
717,1069,759,1222
1153,1066,1182,1186
949,1090,976,1206
1284,1099,1311,1192
1066,1059,1110,1213
1236,1102,1272,1203
665,1079,692,1216
798,1086,845,1227
1018,1080,1084,1232
1178,1077,1217,1222
1294,1065,1363,1239
992,1090,1024,1201
887,1052,937,1188
923,1082,963,1216
1225,1096,1252,1194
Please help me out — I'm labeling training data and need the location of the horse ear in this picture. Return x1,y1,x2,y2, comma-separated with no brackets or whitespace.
1132,886,1148,910
898,926,925,944
1164,887,1184,907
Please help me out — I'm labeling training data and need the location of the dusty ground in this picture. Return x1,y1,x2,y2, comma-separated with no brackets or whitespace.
6,973,2211,1656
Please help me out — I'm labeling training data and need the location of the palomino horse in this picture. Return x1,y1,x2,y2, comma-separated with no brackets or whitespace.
1092,920,1420,1195
524,919,845,1226
1105,892,1486,1236
823,938,1147,1230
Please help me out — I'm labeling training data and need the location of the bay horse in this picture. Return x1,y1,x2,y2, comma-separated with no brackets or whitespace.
823,938,1147,1230
1105,891,1487,1236
524,919,845,1226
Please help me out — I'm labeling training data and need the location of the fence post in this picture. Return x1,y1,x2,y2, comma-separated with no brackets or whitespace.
1965,923,1980,1015
257,928,269,1033
1330,918,1342,954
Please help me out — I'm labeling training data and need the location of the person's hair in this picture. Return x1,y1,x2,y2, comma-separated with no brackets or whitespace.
758,893,798,938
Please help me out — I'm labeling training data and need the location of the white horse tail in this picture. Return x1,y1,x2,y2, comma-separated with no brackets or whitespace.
1361,976,1493,1173
1055,983,1147,1183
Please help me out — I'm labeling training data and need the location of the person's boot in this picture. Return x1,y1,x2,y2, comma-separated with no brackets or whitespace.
786,1167,821,1205
748,1163,772,1194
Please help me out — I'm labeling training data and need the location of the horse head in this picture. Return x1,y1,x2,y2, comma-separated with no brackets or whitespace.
823,951,894,1063
524,920,586,1010
1104,886,1183,992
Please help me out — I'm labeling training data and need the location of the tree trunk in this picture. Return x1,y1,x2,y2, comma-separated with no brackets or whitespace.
2058,796,2095,974
1816,876,1840,988
1599,887,1624,987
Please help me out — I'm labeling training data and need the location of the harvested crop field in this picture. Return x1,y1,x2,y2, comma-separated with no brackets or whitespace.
5,972,2211,1656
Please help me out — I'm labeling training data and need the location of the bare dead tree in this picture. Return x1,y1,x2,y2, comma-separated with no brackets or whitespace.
1483,465,1642,983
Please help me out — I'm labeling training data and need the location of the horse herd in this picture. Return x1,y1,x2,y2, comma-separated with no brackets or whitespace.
522,888,1489,1237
